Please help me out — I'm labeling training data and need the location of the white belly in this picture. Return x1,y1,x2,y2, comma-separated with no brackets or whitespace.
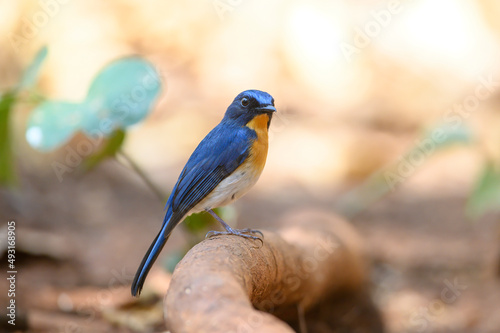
190,163,261,214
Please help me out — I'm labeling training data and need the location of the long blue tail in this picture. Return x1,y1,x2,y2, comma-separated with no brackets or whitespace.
131,210,178,296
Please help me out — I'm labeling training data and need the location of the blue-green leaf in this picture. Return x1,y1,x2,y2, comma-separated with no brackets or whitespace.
26,101,82,151
466,162,500,219
82,58,161,134
25,57,160,152
18,46,48,91
424,123,472,150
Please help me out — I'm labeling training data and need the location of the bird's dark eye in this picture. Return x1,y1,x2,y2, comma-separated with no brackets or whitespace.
240,97,249,107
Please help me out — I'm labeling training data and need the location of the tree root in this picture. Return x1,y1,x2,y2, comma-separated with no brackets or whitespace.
164,209,368,333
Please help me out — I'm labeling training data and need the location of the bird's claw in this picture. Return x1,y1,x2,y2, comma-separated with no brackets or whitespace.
205,228,264,247
239,228,264,238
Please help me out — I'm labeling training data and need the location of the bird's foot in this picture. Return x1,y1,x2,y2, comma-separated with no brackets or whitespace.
204,209,263,246
237,228,264,238
205,228,264,246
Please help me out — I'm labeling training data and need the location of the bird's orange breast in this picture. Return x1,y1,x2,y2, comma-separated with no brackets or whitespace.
245,114,270,174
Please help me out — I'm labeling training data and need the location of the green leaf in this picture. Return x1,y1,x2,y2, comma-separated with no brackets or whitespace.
82,57,162,134
184,211,217,234
0,92,17,186
466,162,500,219
84,129,126,170
183,207,236,234
26,101,82,151
17,46,48,91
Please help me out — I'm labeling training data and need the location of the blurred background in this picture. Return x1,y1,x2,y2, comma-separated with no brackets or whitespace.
1,0,500,332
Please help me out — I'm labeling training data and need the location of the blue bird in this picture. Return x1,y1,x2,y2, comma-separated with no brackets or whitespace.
131,90,276,296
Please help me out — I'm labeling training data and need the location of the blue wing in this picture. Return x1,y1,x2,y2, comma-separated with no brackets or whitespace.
169,123,255,214
131,123,255,296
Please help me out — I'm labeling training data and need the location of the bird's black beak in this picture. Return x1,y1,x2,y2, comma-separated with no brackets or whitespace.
255,105,277,114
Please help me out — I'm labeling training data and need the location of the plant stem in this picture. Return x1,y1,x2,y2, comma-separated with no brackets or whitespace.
117,149,212,241
117,150,167,202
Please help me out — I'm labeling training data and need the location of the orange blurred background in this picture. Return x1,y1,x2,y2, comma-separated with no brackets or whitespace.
2,0,499,189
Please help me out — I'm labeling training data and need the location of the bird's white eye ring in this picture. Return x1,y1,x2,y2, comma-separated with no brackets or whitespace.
240,97,249,107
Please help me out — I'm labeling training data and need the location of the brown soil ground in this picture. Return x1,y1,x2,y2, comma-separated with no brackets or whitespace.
1,148,499,333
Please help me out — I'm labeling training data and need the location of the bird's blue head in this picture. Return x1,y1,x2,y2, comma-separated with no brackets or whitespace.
223,90,276,128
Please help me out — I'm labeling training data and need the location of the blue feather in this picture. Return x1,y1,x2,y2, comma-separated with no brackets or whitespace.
131,206,175,296
171,123,255,213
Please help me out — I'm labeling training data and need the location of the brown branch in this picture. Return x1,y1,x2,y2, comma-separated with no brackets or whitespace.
164,209,368,333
